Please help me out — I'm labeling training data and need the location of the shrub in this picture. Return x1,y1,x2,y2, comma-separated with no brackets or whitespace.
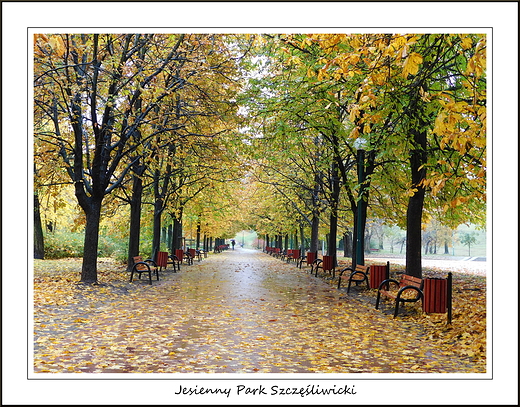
44,231,84,259
44,231,128,260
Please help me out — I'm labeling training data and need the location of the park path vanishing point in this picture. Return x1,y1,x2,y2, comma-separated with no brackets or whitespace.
33,248,484,374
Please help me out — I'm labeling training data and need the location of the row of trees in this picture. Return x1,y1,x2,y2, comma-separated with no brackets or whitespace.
34,33,486,281
237,33,486,278
34,34,252,282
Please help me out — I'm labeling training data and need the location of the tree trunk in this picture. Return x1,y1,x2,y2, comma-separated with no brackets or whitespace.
343,232,352,258
310,214,320,253
406,190,425,278
352,211,358,265
196,219,201,249
309,168,322,254
299,224,305,252
127,164,144,270
152,197,163,261
405,128,427,279
34,192,45,259
354,149,372,266
364,233,371,253
328,161,340,266
167,224,173,251
171,211,183,251
81,200,102,283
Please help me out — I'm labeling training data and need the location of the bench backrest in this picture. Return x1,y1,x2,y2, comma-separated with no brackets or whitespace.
400,274,422,288
355,265,370,274
133,256,147,271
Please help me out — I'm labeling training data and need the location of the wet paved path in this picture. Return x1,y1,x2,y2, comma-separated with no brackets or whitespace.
33,248,482,374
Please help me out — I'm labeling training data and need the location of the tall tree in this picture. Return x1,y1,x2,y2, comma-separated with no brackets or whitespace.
303,33,486,277
35,33,190,282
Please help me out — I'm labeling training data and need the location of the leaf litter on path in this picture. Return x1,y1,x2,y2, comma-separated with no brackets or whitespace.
33,250,486,374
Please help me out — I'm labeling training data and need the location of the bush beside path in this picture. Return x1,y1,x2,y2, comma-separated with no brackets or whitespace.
33,249,486,374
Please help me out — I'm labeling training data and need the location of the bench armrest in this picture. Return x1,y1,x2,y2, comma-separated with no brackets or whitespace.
144,259,157,267
377,278,399,291
338,267,354,277
132,261,151,272
349,270,368,279
396,285,423,300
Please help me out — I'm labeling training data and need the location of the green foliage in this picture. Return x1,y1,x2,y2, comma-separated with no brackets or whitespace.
459,230,479,256
44,231,128,260
44,231,84,259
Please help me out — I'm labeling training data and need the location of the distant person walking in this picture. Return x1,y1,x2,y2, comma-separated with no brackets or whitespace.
231,239,235,250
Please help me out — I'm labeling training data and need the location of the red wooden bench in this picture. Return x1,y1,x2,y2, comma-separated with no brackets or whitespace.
286,249,300,264
130,256,159,285
312,255,335,277
184,249,195,265
376,273,423,317
168,254,181,272
337,265,370,291
297,253,307,268
214,244,229,253
310,258,322,276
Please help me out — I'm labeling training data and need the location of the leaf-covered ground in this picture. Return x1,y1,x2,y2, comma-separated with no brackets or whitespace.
33,249,486,374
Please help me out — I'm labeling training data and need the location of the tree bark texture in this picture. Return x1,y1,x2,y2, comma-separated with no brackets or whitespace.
405,128,427,279
171,212,183,251
328,161,340,266
152,197,163,261
310,214,320,253
80,200,102,283
34,193,45,259
127,164,144,270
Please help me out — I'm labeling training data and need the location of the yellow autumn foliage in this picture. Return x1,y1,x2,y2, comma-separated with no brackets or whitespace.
401,52,423,78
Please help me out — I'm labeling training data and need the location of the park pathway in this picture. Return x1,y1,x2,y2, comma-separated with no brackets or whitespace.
33,248,484,374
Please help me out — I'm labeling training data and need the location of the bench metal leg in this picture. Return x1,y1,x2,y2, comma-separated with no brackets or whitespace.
346,273,368,293
375,291,381,309
393,300,401,317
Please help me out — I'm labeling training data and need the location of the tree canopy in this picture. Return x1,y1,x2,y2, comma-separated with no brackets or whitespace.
34,32,486,280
